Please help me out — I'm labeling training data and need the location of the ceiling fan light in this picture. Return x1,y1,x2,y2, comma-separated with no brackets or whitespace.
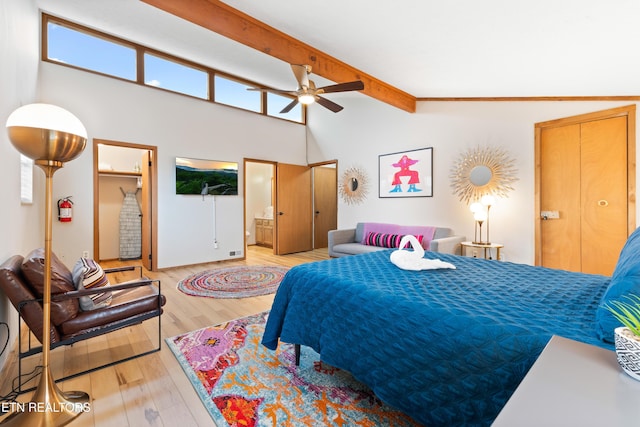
298,94,315,105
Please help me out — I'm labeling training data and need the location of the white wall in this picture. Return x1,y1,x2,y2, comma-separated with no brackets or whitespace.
38,63,307,268
307,95,640,265
0,0,40,378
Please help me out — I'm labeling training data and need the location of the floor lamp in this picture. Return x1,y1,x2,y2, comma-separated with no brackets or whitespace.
3,104,89,426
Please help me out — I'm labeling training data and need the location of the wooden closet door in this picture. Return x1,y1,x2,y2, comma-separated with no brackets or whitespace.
540,124,582,272
538,112,630,276
580,116,628,275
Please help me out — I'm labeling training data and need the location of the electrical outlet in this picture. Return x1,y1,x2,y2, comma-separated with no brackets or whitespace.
472,250,478,258
214,241,219,249
82,250,89,258
236,250,242,256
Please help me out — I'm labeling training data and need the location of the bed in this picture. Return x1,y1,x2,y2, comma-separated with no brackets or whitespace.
262,227,640,426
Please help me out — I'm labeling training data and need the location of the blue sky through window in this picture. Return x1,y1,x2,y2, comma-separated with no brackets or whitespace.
144,53,208,99
47,22,136,80
214,75,261,112
46,19,303,123
267,92,302,121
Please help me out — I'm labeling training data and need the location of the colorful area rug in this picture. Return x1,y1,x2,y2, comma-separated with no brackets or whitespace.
166,312,421,427
177,266,288,298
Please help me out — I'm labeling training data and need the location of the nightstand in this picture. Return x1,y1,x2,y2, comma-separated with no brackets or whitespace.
460,241,503,260
492,336,640,426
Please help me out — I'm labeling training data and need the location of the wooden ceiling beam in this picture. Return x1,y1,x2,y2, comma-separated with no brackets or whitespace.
418,96,640,102
141,0,416,113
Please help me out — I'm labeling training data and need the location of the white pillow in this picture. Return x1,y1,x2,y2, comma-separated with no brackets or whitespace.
72,258,113,311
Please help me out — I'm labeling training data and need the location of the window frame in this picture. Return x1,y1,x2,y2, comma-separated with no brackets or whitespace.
143,50,210,99
42,13,305,124
43,14,138,83
213,72,263,113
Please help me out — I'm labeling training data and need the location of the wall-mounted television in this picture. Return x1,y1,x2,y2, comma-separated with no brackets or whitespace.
176,157,238,196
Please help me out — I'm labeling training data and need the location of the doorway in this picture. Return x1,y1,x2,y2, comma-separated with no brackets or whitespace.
245,159,276,249
244,159,337,255
535,105,636,275
93,139,158,271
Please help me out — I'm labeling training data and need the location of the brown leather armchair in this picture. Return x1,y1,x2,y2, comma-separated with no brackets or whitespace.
0,249,166,393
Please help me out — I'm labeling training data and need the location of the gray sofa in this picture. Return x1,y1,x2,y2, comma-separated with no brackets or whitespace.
328,222,465,257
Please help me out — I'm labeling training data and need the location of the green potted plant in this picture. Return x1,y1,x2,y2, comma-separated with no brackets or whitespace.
605,294,640,381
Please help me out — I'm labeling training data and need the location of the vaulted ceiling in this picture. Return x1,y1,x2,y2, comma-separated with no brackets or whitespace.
39,0,640,112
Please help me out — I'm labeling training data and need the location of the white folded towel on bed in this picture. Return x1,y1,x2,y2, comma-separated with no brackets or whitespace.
390,235,456,271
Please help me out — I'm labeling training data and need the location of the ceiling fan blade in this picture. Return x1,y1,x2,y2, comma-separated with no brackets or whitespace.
318,80,364,94
316,96,344,113
280,98,299,114
291,64,310,88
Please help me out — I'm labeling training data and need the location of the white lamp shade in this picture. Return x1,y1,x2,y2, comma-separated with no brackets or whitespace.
474,211,488,221
469,202,482,213
481,194,496,206
6,103,87,138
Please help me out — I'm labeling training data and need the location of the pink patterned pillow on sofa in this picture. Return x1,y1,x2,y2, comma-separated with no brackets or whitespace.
363,232,424,249
361,223,436,249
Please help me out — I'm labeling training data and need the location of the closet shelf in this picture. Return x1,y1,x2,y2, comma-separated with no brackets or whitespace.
99,170,142,178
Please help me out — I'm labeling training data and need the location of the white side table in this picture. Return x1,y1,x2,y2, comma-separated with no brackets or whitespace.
460,241,503,260
492,335,640,426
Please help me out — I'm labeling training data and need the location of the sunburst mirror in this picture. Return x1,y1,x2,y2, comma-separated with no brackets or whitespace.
339,166,369,205
450,146,518,204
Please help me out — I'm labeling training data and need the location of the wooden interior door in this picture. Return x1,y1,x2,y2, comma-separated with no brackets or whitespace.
313,165,337,249
141,150,152,271
537,106,635,276
275,163,312,255
580,116,628,274
540,124,582,271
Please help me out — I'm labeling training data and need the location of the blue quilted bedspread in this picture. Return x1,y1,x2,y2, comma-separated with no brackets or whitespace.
262,250,613,426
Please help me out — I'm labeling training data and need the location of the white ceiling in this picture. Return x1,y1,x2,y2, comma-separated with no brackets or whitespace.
37,0,640,102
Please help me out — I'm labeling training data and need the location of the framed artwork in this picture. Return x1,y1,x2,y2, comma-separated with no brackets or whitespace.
378,147,433,198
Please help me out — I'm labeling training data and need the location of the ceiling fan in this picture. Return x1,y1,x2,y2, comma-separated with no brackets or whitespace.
249,64,364,113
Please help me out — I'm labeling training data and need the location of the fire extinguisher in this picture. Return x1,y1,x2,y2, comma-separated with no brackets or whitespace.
58,197,73,222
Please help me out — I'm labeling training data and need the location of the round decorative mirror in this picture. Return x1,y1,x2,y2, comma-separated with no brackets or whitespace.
350,177,359,192
450,146,518,204
339,166,369,205
469,165,493,186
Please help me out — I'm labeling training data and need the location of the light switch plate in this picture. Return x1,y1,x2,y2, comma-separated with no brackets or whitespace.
540,210,560,219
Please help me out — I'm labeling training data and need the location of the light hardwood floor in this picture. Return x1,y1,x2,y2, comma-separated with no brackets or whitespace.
0,245,329,426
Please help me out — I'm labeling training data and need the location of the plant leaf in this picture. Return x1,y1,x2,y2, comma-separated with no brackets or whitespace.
604,295,640,336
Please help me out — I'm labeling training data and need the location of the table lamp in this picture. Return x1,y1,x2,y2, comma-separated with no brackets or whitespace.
481,194,495,245
473,210,488,244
